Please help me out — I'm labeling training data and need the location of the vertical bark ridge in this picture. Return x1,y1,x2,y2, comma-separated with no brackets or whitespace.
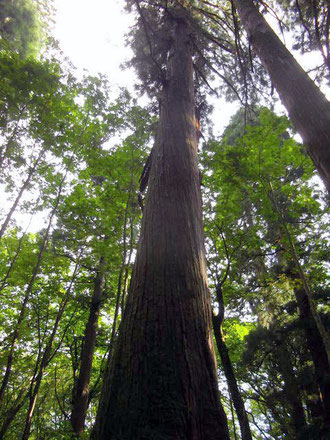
96,16,229,440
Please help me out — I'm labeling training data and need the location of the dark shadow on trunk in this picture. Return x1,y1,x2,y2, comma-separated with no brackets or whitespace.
94,13,229,440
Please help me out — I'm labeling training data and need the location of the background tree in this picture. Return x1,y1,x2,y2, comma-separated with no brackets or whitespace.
202,106,330,438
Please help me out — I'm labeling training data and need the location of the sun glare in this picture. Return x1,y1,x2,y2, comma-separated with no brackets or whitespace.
54,0,135,86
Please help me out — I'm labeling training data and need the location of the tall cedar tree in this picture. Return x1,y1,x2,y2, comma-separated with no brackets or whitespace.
95,8,230,440
232,0,330,194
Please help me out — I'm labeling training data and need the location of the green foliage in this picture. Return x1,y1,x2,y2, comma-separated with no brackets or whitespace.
222,319,256,365
0,0,51,58
0,39,155,436
0,1,329,437
274,0,330,81
203,107,330,438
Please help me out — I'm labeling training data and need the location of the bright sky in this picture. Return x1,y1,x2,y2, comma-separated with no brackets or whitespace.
2,0,328,234
53,0,238,133
52,1,328,137
1,1,137,235
54,0,135,87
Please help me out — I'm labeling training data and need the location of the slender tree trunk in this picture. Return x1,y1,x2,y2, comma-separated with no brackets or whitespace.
275,342,308,437
0,148,45,240
93,199,134,438
245,207,310,435
71,257,105,437
267,180,330,365
295,287,330,427
0,388,27,439
121,212,135,312
262,181,330,428
21,265,78,440
0,104,27,170
212,286,253,440
229,397,238,440
0,227,51,407
232,0,330,193
0,402,25,439
95,16,229,440
0,229,28,291
92,265,124,439
0,176,65,407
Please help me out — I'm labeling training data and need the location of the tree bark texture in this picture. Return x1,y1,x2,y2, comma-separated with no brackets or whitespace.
71,257,105,436
96,17,229,440
233,0,330,193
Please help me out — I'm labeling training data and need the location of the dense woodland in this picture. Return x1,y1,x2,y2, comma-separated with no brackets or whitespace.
0,0,329,439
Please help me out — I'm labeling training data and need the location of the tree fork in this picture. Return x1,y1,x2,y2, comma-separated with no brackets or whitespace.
95,12,229,440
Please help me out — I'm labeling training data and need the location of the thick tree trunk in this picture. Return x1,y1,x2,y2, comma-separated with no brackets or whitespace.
95,17,229,440
71,257,105,437
233,0,330,193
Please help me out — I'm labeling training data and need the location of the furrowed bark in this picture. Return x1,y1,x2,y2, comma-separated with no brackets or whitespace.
233,0,330,193
95,15,229,440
